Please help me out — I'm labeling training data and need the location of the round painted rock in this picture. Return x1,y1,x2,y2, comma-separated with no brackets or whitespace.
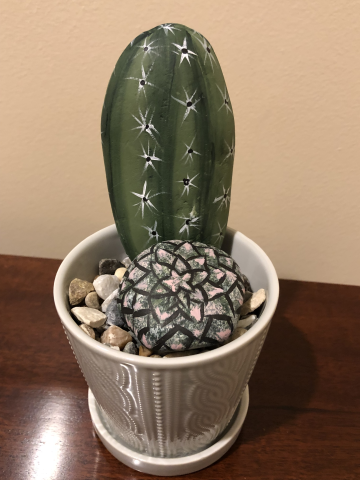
119,240,246,353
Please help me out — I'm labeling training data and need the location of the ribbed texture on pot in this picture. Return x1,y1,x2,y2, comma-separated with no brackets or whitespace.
65,326,268,457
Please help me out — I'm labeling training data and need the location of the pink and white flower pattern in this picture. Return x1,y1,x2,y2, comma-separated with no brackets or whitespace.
119,240,246,353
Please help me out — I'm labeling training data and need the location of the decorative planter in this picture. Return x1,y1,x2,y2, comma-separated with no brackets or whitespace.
53,225,279,475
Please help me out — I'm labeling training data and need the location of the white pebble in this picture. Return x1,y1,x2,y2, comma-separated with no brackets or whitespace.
79,323,95,339
93,274,120,300
71,307,106,328
241,289,266,316
101,288,119,313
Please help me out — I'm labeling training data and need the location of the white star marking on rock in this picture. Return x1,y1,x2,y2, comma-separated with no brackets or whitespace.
212,221,227,245
194,35,217,71
213,185,231,211
172,88,201,124
221,138,235,165
177,211,201,237
143,220,161,244
132,181,164,218
216,84,233,115
172,37,197,65
158,23,180,36
139,142,163,174
177,173,199,197
126,64,157,99
132,107,159,143
181,136,201,164
135,38,160,60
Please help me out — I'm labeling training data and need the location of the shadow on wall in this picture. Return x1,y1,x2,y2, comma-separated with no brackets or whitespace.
225,279,318,448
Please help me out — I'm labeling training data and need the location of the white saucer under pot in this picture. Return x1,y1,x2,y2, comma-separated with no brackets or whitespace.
54,225,279,475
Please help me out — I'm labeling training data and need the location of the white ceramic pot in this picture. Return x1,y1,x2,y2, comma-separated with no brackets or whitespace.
54,225,279,460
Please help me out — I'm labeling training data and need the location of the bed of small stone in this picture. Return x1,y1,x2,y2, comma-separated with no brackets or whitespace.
68,257,266,358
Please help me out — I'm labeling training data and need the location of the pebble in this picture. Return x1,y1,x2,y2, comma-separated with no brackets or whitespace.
105,298,127,329
123,342,138,355
69,278,94,306
241,273,252,292
101,289,119,313
243,291,253,303
114,267,127,282
100,325,132,349
69,258,265,359
85,291,101,310
139,346,152,357
229,325,247,341
240,289,266,316
99,258,125,275
164,350,199,358
79,323,95,339
93,275,120,300
71,307,106,328
122,257,132,268
95,323,109,334
238,314,257,329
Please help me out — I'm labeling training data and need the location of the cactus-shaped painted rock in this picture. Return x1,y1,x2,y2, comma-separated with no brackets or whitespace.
119,240,245,353
102,23,235,260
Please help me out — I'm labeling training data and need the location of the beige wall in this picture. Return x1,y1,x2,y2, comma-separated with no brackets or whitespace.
1,1,360,285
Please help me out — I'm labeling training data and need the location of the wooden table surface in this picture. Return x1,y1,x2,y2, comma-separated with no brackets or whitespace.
1,254,359,480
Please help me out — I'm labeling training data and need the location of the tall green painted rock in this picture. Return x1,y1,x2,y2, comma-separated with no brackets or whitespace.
101,23,235,260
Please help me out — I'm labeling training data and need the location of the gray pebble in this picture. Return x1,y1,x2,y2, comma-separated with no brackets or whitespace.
241,273,252,292
123,342,138,355
105,298,127,329
85,291,101,310
101,289,119,313
99,258,125,275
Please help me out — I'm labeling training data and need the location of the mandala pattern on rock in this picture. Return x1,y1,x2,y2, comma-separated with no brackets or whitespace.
119,240,245,353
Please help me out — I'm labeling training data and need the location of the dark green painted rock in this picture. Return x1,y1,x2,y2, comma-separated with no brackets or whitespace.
102,23,235,260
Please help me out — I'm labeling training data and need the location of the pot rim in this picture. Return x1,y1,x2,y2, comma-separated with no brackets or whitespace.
54,225,279,369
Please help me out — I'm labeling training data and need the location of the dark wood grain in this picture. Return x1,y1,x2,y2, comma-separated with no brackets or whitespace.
0,254,359,480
